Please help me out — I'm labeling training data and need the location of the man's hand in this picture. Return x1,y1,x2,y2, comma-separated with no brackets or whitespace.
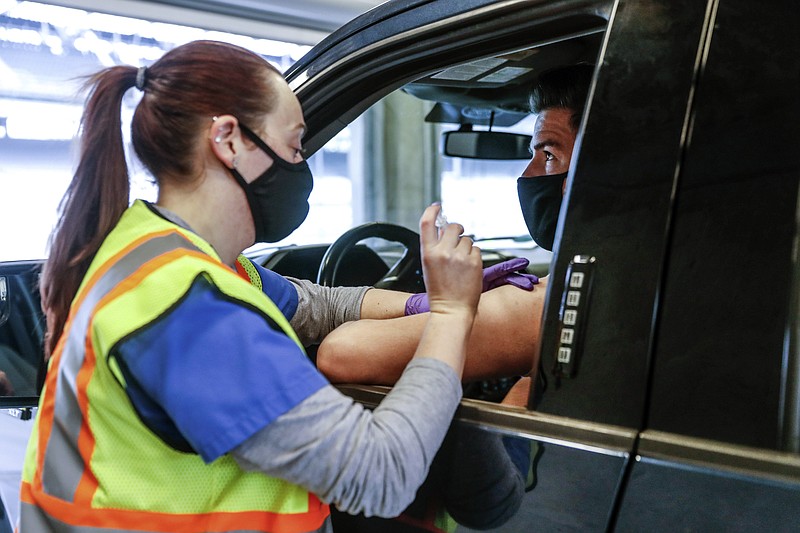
405,257,538,315
482,258,539,291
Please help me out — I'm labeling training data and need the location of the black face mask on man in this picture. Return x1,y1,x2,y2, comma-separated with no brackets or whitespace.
516,172,567,251
229,123,314,243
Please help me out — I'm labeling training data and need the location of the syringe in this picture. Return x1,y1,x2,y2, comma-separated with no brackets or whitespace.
435,207,448,230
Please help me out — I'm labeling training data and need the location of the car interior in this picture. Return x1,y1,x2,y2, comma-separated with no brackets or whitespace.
245,35,600,405
259,30,603,278
0,266,44,404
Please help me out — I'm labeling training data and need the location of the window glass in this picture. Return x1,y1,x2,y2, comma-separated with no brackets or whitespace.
440,115,536,241
439,114,551,269
0,1,356,261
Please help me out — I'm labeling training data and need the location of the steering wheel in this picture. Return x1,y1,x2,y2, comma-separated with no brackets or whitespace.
317,222,424,293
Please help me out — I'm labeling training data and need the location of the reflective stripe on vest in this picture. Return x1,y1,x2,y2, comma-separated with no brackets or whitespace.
20,202,329,532
235,256,263,291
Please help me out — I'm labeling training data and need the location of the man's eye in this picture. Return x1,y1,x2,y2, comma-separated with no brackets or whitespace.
544,151,554,161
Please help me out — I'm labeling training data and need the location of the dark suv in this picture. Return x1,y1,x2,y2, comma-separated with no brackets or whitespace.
2,0,799,531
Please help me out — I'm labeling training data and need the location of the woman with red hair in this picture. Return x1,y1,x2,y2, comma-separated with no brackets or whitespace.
21,40,483,533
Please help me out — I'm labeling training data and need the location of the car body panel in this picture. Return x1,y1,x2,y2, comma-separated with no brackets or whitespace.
616,454,800,531
646,0,800,450
535,0,712,426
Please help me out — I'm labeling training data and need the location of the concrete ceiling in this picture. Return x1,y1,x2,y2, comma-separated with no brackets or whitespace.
45,0,387,44
214,0,387,26
144,0,388,31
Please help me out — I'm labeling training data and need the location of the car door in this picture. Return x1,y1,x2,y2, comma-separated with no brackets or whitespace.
290,1,639,530
610,0,800,529
291,0,800,530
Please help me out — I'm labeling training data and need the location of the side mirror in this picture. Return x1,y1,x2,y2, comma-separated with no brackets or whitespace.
442,130,532,160
0,262,44,409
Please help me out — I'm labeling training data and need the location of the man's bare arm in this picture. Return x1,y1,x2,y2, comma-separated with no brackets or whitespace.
359,288,413,319
317,279,547,385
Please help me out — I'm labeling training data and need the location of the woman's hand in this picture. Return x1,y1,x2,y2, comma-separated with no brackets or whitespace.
418,203,483,321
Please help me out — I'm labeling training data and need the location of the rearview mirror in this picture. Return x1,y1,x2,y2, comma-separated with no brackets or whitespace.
442,130,532,160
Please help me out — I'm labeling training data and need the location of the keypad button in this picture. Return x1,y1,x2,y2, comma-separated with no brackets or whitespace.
566,291,581,307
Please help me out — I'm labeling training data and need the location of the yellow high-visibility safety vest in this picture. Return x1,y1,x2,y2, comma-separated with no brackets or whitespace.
19,200,330,532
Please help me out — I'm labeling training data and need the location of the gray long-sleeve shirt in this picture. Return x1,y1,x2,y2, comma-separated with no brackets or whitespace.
232,357,462,518
232,275,465,518
284,277,370,346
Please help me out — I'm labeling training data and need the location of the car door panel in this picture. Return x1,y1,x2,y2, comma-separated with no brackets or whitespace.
615,0,800,527
460,437,629,532
534,0,714,428
646,0,800,450
342,385,635,531
615,432,800,531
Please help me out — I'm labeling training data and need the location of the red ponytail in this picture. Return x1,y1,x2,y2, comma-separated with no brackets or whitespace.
41,40,280,358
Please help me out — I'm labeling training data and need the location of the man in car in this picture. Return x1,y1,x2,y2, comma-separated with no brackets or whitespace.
319,63,593,532
316,64,594,391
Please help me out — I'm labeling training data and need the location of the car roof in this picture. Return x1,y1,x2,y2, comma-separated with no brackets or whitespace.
287,0,610,152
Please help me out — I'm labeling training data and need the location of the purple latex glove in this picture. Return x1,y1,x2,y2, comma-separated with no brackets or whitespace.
482,257,539,291
404,257,539,315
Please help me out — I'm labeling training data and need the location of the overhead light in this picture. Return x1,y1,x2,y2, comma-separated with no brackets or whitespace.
0,99,81,141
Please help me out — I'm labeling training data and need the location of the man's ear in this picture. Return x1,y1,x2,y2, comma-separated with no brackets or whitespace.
209,115,238,169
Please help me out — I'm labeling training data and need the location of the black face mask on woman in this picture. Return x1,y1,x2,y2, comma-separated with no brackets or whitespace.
229,123,314,243
516,172,567,251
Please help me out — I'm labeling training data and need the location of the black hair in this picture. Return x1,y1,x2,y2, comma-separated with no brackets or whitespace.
529,64,594,131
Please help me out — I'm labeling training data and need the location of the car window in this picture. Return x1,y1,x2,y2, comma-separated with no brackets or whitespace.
439,115,535,241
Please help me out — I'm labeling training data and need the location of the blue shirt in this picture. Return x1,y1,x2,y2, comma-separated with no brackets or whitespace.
114,263,328,463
